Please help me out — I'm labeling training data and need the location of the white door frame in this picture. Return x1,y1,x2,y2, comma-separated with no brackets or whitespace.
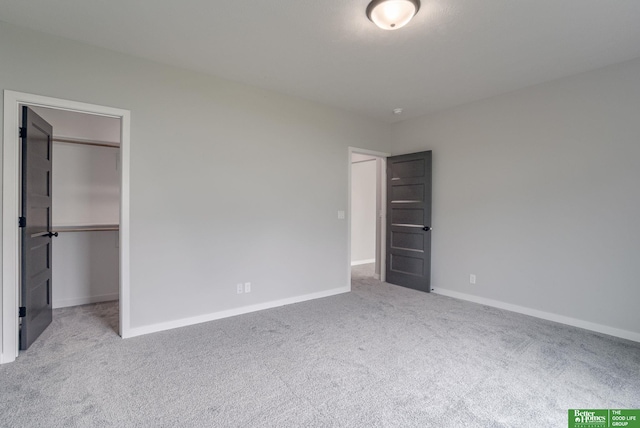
347,147,389,289
2,90,131,364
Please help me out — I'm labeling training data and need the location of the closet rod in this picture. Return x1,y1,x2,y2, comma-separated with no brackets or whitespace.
53,137,120,149
52,225,119,233
54,228,119,233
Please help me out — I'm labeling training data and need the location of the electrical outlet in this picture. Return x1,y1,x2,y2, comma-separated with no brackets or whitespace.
237,283,244,294
470,274,476,285
244,282,251,293
338,210,345,220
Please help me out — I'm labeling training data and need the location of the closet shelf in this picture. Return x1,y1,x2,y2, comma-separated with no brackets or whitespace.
53,136,120,149
52,224,119,233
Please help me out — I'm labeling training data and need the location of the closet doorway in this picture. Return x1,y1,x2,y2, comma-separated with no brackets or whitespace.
348,147,388,286
26,106,121,348
2,91,131,363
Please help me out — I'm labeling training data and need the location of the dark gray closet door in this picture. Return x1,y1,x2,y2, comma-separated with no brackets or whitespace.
20,106,55,350
385,151,432,292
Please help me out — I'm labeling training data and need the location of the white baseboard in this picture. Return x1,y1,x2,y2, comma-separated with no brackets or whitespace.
431,287,640,343
53,293,119,309
351,259,375,266
125,286,351,339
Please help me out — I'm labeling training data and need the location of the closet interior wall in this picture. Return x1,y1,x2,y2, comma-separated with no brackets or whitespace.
30,106,121,308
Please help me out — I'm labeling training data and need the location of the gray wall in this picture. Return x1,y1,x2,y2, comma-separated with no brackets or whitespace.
392,58,640,336
52,231,119,308
0,23,391,329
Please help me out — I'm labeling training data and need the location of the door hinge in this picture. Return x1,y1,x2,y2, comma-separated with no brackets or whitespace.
19,307,26,318
19,217,26,228
19,127,26,139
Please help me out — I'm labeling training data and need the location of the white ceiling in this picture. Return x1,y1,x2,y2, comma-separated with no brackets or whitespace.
2,1,640,122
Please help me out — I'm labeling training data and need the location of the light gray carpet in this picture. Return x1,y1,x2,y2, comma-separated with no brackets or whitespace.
351,262,376,280
1,270,639,427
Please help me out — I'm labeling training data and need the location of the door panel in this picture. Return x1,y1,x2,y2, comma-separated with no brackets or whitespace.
392,208,424,226
391,231,424,251
390,158,425,179
391,183,424,202
20,106,54,350
390,253,424,276
386,151,432,292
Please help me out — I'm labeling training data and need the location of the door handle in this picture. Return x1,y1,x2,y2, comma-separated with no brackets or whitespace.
422,226,431,231
45,232,59,238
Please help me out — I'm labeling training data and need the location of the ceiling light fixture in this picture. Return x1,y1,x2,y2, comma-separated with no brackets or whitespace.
366,0,420,30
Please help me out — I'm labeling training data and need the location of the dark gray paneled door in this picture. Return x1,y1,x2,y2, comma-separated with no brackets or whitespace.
385,151,432,292
20,106,54,350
